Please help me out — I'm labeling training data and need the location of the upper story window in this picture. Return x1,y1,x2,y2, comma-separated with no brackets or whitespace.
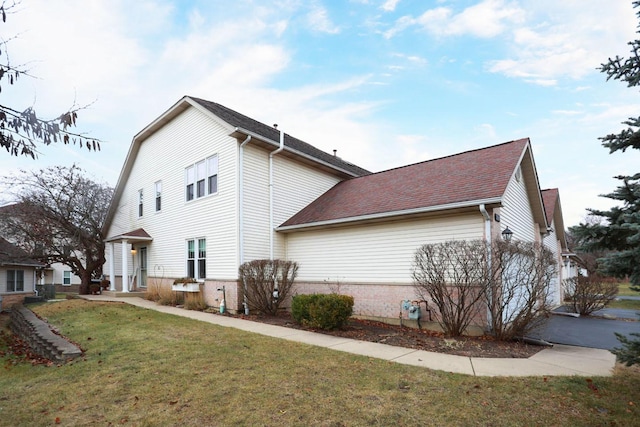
138,189,144,217
155,181,162,212
185,154,218,202
7,269,24,292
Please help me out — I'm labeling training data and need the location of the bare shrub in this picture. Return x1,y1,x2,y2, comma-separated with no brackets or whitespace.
158,287,183,306
184,291,207,311
239,259,298,315
486,240,556,341
412,240,488,337
565,274,618,315
145,281,162,302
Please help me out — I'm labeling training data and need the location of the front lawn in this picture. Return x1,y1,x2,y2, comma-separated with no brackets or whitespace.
617,282,640,297
0,300,638,426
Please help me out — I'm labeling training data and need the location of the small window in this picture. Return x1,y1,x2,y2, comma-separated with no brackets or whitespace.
155,181,162,212
138,189,144,217
7,269,24,292
63,271,71,286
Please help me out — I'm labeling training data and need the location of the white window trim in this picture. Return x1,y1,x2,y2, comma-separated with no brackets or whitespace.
185,154,219,202
138,189,144,217
186,238,207,280
155,181,162,212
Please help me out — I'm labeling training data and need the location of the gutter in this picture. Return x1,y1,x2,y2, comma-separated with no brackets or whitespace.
276,197,502,232
231,127,363,178
269,127,285,259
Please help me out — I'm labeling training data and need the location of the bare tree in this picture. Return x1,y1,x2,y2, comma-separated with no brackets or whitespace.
0,165,113,294
564,273,619,315
238,259,298,315
412,240,488,337
487,240,556,340
412,239,557,340
0,1,100,158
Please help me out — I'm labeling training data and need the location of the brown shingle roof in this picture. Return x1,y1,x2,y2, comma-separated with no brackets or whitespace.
280,138,530,228
0,237,43,267
541,188,559,226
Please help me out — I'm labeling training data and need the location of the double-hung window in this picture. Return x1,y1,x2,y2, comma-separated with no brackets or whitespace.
155,181,162,212
63,271,71,286
186,238,206,280
7,269,24,292
185,155,218,202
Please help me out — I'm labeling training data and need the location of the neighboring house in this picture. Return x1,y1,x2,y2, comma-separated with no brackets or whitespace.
103,96,567,330
0,237,43,309
541,188,570,307
43,262,82,293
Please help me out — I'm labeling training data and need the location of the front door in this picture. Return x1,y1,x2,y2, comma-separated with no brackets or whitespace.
139,247,148,288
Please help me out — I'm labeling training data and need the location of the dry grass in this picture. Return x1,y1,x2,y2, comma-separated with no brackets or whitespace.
0,300,638,426
617,282,640,297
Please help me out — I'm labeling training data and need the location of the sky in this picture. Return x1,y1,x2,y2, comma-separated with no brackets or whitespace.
1,0,639,228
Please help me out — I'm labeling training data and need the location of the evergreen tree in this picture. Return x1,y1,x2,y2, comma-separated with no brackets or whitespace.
571,0,640,292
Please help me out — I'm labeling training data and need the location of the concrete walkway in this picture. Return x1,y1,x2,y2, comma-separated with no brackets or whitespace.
79,295,616,377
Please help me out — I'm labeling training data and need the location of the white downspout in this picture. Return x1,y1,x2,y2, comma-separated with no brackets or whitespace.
269,126,285,260
479,204,493,332
239,134,252,315
238,134,252,266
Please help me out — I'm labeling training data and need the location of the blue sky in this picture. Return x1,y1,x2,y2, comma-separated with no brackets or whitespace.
1,0,639,227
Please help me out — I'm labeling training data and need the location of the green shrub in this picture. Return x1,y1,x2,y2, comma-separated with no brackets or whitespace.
291,294,354,330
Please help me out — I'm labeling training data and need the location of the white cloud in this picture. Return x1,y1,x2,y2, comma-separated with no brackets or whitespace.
487,1,637,84
381,0,401,12
384,0,524,39
306,3,340,34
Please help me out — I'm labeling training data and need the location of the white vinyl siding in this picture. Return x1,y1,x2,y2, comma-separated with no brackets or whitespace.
242,144,342,261
500,172,536,242
286,213,484,283
106,106,238,280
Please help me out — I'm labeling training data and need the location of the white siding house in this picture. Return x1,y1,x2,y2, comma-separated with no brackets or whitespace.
103,96,565,329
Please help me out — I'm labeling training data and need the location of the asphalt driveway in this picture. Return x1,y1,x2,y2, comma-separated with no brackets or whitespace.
529,307,640,351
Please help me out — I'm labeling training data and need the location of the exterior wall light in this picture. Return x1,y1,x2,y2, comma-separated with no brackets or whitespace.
501,227,513,242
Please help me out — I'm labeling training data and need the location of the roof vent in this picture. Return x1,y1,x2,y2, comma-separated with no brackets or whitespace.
273,124,278,129
333,149,337,157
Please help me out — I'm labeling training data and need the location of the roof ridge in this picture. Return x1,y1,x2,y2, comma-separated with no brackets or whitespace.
188,96,370,177
339,137,530,182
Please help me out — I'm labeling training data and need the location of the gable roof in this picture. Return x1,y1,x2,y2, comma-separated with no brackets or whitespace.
104,228,153,243
0,237,44,268
541,188,568,250
188,97,371,178
279,138,547,231
104,96,371,233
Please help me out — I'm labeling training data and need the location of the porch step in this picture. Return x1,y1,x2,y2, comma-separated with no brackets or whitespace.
100,290,147,298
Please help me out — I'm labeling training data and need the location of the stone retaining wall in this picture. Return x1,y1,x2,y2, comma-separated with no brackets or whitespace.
9,306,83,364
